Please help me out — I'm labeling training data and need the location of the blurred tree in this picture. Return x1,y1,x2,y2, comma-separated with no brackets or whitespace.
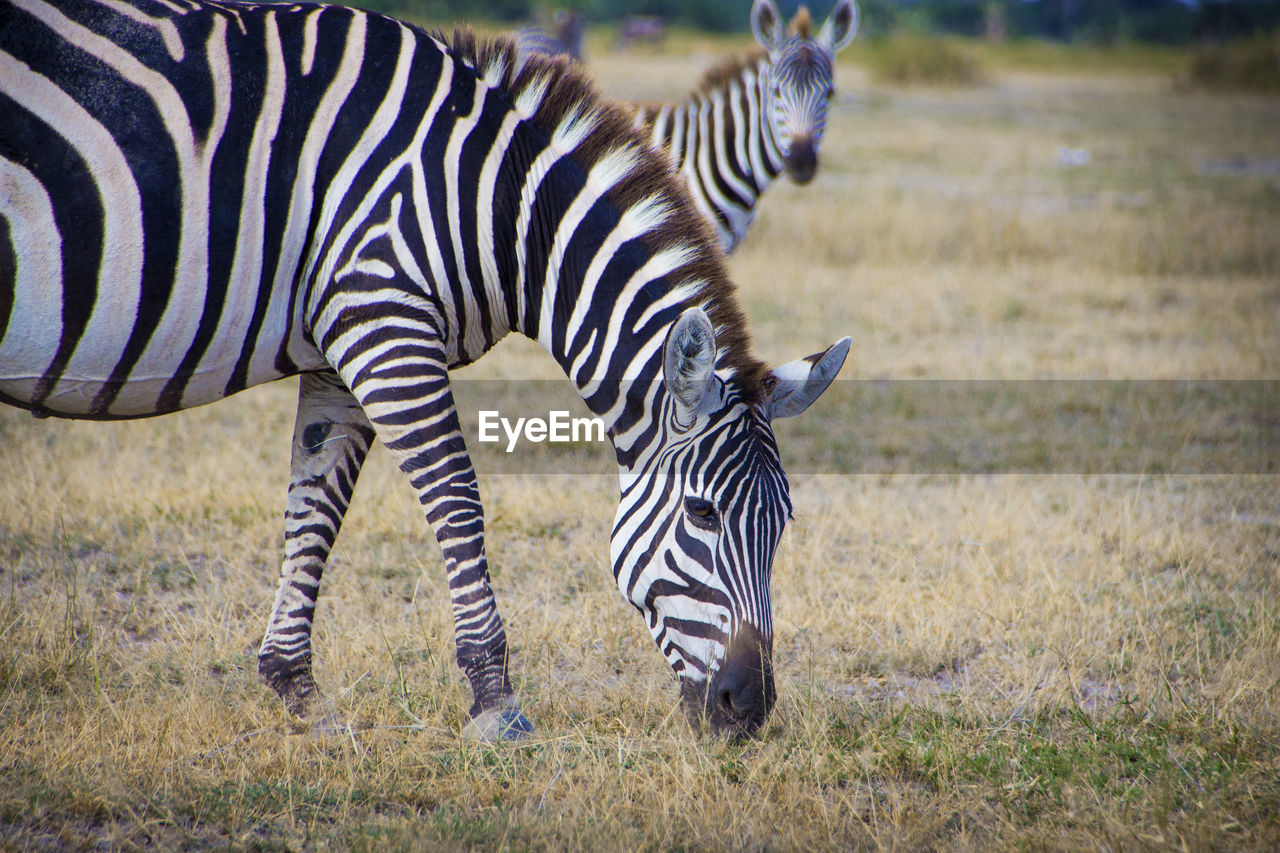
1194,0,1280,40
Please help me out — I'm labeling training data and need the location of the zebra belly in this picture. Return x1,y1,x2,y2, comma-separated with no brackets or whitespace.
0,193,323,418
0,343,311,420
0,258,324,419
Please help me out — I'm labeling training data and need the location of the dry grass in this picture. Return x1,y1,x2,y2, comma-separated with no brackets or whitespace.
3,47,1280,850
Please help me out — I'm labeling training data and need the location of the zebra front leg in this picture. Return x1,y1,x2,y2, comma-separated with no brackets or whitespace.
259,371,376,716
338,337,532,740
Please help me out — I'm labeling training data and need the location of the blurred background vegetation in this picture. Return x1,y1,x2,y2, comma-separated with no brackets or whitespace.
360,0,1280,91
360,0,1280,43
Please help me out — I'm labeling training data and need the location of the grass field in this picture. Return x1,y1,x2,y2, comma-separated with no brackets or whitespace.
2,36,1279,850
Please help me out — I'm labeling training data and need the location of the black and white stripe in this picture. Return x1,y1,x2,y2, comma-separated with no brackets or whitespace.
637,0,859,252
0,0,849,739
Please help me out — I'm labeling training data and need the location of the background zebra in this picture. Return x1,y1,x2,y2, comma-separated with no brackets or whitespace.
0,0,848,739
636,0,859,252
513,9,583,64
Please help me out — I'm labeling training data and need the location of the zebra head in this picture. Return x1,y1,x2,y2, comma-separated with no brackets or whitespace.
611,308,849,737
751,0,859,185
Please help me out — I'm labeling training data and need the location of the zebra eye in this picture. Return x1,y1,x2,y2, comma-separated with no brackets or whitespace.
683,496,720,531
826,85,836,99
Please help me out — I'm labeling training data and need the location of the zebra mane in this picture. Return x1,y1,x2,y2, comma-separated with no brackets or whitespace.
437,28,768,400
792,6,813,39
693,47,770,97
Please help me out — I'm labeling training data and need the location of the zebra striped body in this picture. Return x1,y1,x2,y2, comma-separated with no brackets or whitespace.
636,0,859,252
0,0,848,738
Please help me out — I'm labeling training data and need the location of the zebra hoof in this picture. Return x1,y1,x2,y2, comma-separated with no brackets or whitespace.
258,654,318,718
462,705,535,741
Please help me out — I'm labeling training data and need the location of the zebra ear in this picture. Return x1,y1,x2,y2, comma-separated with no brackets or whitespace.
818,0,860,54
751,0,785,54
663,308,719,422
764,336,851,420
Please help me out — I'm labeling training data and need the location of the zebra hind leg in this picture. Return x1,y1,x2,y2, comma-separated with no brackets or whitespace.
258,371,375,716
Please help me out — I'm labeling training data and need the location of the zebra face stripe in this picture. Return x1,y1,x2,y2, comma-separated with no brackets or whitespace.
611,391,790,735
763,41,836,185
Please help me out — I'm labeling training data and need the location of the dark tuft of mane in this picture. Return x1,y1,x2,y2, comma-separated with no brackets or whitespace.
791,6,812,39
436,28,768,401
694,48,770,98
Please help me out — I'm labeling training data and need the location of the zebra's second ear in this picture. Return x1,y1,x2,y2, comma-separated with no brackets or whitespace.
764,336,851,420
818,0,860,54
751,0,785,53
664,308,719,422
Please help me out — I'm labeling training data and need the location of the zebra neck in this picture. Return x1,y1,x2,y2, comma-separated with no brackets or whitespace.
674,52,787,192
659,58,786,250
746,59,787,189
501,166,718,454
513,231,689,448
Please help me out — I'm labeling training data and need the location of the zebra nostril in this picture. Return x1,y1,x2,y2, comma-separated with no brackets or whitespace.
707,624,775,732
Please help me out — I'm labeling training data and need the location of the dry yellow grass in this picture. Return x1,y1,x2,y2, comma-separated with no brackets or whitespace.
2,47,1279,849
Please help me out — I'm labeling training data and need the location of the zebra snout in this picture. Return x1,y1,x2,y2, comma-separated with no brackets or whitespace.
785,136,818,185
706,624,775,737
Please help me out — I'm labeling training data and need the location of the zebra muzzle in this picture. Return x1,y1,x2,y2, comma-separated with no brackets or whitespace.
785,136,818,185
687,623,776,738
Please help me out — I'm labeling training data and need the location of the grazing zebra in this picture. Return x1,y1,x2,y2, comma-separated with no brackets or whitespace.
0,0,849,738
636,0,859,252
